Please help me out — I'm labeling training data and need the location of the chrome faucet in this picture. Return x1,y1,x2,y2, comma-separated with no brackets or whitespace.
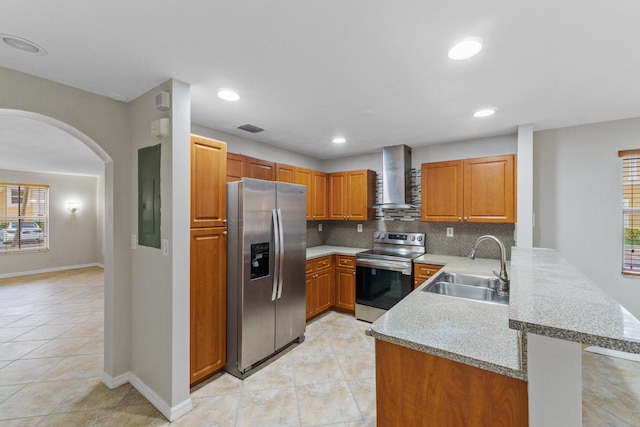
468,235,509,295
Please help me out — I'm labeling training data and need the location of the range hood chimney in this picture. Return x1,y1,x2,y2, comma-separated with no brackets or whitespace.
372,144,416,209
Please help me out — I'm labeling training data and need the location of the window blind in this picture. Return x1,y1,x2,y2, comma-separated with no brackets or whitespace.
0,183,49,253
620,151,640,275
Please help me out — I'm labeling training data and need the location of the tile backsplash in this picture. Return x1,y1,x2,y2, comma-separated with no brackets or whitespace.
308,220,515,260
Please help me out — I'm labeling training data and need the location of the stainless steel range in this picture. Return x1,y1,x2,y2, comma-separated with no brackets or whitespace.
355,231,426,322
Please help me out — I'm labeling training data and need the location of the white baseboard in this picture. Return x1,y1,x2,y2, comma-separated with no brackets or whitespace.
102,371,130,389
128,373,193,422
0,262,102,279
584,346,640,362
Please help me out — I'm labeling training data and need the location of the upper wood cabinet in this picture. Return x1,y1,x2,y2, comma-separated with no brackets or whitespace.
245,156,275,180
329,170,376,220
226,152,245,183
276,163,296,183
294,167,313,220
329,172,347,220
311,170,328,221
421,154,516,223
191,135,227,228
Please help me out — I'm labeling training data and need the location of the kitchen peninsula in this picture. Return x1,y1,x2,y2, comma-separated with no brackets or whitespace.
371,247,640,426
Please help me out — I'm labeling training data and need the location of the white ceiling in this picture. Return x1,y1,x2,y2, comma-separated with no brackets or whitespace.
2,0,640,175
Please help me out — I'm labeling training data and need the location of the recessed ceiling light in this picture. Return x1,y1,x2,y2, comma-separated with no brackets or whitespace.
448,39,482,60
332,137,346,144
473,108,496,118
217,89,240,101
0,34,46,55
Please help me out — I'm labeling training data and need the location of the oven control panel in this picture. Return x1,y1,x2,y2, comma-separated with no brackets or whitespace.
373,231,425,247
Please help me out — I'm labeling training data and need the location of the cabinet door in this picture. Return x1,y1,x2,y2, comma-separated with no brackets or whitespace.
190,227,226,385
276,163,296,183
335,267,356,311
227,152,245,183
463,155,516,223
295,167,313,220
421,160,463,222
414,264,442,289
329,172,347,220
245,156,275,181
191,136,227,228
306,272,315,320
347,170,376,220
315,269,333,313
312,171,328,220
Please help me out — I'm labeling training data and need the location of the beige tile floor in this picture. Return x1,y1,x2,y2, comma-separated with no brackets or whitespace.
0,267,638,426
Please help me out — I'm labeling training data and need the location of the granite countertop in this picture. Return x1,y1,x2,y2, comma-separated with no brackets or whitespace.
306,245,366,260
508,247,640,353
371,247,640,382
371,254,526,380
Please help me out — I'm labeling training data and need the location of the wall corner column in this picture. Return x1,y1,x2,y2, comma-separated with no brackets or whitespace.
517,124,534,248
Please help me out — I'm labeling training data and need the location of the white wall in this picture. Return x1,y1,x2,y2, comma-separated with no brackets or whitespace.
0,169,100,276
320,134,518,173
0,66,132,381
96,173,105,266
129,80,191,415
534,117,640,318
191,124,322,170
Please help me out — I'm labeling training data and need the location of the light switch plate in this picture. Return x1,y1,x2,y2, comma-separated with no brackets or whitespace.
131,234,137,249
446,227,454,237
357,224,363,232
318,223,322,232
162,239,169,256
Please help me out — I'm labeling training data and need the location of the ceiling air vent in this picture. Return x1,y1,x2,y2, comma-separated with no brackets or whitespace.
237,124,264,133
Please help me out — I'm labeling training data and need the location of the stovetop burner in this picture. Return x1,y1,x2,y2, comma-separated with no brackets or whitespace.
357,248,421,261
356,231,426,262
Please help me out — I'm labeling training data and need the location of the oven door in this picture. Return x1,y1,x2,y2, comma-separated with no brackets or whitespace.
355,259,414,313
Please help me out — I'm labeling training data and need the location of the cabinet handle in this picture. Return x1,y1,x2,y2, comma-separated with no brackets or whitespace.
223,219,227,223
352,271,356,275
223,231,227,235
458,217,462,222
464,217,468,221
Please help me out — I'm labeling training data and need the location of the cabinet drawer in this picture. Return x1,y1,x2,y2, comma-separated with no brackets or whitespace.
336,255,355,269
305,261,314,275
414,263,442,279
312,256,333,272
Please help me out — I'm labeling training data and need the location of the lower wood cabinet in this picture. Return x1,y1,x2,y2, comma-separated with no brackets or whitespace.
376,339,528,426
335,255,356,312
306,256,334,320
190,227,226,386
414,263,443,289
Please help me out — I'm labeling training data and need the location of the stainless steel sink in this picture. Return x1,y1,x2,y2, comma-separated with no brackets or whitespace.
439,272,501,289
422,272,509,305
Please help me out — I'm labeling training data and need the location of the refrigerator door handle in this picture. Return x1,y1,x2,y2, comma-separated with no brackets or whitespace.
271,209,280,302
276,208,285,299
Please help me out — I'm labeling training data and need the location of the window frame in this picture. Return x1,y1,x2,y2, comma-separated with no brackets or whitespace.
0,183,49,254
620,150,640,276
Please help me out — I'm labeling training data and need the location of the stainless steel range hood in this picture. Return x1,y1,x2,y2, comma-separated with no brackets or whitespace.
371,144,417,209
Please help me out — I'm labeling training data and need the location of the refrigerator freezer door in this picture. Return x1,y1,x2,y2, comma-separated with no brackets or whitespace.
238,179,277,371
274,182,307,351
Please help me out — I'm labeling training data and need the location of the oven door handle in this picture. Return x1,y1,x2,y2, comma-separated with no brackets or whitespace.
356,258,412,275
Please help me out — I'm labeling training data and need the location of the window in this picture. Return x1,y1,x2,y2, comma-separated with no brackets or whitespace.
620,151,640,274
0,183,49,253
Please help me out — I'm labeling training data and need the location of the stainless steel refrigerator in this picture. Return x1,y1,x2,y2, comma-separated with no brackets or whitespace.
225,178,306,378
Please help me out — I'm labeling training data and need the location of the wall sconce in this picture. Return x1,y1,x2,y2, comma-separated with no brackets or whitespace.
67,202,80,213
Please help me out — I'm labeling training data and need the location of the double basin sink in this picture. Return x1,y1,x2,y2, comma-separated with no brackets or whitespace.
422,271,509,305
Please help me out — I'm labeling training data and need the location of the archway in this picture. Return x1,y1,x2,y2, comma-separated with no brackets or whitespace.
0,108,115,384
